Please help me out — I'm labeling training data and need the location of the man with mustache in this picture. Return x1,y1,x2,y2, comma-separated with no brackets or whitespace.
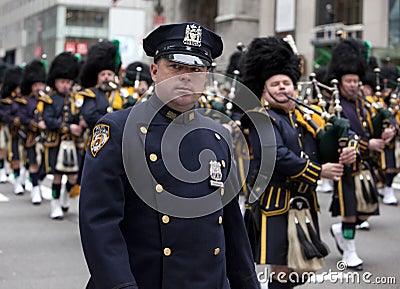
79,22,260,289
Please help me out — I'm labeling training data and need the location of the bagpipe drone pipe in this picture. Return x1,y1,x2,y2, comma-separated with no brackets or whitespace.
286,79,351,165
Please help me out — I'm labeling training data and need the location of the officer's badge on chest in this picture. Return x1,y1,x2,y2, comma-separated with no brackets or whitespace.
209,160,224,188
91,124,110,157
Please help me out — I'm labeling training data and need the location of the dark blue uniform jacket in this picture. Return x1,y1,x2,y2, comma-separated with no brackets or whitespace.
79,95,260,289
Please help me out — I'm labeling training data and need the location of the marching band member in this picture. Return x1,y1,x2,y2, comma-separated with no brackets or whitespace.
326,38,396,270
78,40,122,132
73,40,123,198
0,62,10,183
121,61,152,107
377,64,399,205
0,66,25,195
19,59,47,204
240,36,354,288
42,52,81,219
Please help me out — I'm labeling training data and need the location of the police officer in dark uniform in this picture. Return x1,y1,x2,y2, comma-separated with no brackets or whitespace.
79,22,260,289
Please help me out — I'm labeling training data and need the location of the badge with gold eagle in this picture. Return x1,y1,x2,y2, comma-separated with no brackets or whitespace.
91,124,110,157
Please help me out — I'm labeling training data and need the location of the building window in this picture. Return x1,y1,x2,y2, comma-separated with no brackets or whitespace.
64,37,100,56
389,0,400,47
66,9,108,28
316,0,362,26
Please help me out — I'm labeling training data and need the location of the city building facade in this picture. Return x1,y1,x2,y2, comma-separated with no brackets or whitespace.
0,0,399,76
164,0,399,76
0,0,153,67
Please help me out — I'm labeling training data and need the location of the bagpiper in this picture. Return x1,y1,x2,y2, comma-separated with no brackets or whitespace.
376,63,400,205
42,52,81,219
0,62,11,183
19,59,48,204
121,61,152,106
0,66,25,195
73,40,123,197
77,39,122,132
240,36,355,288
326,38,395,270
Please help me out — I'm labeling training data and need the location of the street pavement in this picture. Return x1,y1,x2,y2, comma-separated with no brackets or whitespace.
301,183,400,289
0,175,89,289
1,174,400,289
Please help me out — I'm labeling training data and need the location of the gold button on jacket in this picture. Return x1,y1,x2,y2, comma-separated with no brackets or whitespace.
149,153,158,162
155,184,163,193
162,215,170,224
164,247,171,256
140,126,148,134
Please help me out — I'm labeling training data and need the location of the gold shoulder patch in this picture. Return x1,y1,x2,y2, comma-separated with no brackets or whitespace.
0,98,12,104
90,124,110,157
15,97,27,105
38,94,53,104
78,88,96,98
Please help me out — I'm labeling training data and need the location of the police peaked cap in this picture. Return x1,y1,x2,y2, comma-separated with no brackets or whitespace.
326,38,367,82
47,52,80,90
240,36,301,99
125,61,152,85
143,22,223,67
0,66,23,98
21,59,46,96
79,40,121,88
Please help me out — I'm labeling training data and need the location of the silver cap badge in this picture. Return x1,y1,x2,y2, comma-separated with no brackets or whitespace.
183,24,202,47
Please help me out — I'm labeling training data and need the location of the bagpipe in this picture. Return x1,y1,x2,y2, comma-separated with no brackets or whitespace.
390,78,400,124
21,88,52,148
138,83,154,103
286,78,351,164
359,68,394,139
199,62,240,119
120,67,155,106
388,78,400,114
202,62,226,114
281,34,352,164
99,78,124,112
121,65,144,108
98,74,141,111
